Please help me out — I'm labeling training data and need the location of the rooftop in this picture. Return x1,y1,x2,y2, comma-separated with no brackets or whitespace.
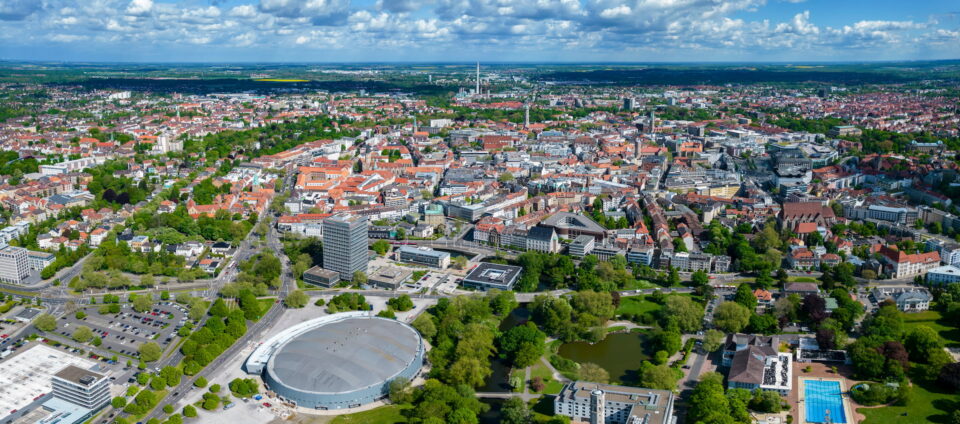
266,316,421,394
0,344,99,420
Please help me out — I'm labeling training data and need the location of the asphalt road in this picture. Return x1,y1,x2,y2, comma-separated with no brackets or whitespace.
140,215,293,423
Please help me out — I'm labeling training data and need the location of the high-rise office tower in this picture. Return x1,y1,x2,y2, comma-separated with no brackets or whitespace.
322,214,369,281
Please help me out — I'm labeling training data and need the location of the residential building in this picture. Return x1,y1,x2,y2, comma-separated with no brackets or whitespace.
727,346,792,395
554,381,675,424
397,246,451,269
461,262,522,291
322,214,369,281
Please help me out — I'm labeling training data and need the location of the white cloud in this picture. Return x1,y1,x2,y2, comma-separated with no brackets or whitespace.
126,0,153,16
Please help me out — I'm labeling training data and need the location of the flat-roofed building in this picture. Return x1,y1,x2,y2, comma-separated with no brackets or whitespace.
303,266,340,288
0,245,32,284
51,365,110,410
554,381,676,424
461,262,522,291
927,265,960,285
0,344,104,424
569,235,595,258
367,266,413,290
27,250,56,271
397,246,451,269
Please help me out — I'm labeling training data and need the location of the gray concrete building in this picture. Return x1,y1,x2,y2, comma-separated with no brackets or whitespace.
322,214,369,281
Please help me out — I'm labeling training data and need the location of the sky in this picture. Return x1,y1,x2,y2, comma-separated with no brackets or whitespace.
0,0,958,63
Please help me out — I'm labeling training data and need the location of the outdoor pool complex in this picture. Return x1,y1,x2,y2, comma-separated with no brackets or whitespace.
804,380,847,424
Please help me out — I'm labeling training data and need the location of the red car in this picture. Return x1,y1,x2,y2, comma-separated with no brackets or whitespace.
262,402,272,407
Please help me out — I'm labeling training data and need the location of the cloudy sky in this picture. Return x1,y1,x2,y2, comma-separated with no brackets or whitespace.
0,0,957,62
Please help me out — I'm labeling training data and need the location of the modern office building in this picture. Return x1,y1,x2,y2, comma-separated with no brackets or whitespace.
302,266,340,288
0,344,107,424
322,214,369,281
461,262,522,291
0,244,32,284
568,235,595,258
927,264,960,285
554,381,676,424
367,266,413,290
51,365,111,410
397,246,451,269
27,250,56,271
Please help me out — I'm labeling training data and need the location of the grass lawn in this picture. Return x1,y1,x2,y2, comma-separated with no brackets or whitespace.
859,379,955,423
788,276,818,282
902,310,960,347
331,404,409,424
615,295,663,317
411,270,428,282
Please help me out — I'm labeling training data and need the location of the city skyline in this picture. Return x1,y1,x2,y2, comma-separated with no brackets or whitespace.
0,0,957,62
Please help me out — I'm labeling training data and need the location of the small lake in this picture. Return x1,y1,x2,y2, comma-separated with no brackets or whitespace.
557,331,652,385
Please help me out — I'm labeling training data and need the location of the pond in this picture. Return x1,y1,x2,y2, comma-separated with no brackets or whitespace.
478,305,531,393
557,331,652,385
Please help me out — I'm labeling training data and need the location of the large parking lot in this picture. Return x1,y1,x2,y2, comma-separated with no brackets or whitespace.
53,301,188,360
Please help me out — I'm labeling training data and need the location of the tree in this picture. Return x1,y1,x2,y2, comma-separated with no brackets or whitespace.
714,302,751,333
638,361,678,390
412,312,437,340
139,342,162,362
452,255,468,270
578,362,609,384
160,366,182,387
75,310,87,319
372,239,391,256
210,297,229,317
352,270,367,286
938,362,960,390
72,325,94,343
802,294,828,324
34,313,57,331
749,390,783,413
388,377,412,404
498,322,546,368
133,295,153,313
283,290,309,308
500,397,530,424
691,270,709,287
662,295,704,333
776,268,789,287
702,329,726,352
183,405,197,418
387,294,415,312
687,372,733,424
747,314,779,335
112,396,127,408
734,283,758,311
194,376,208,388
905,326,945,363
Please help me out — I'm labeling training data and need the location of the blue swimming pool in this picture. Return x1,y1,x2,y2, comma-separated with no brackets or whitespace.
804,380,847,423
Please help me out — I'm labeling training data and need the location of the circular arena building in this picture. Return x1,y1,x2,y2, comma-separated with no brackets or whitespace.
244,312,424,410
